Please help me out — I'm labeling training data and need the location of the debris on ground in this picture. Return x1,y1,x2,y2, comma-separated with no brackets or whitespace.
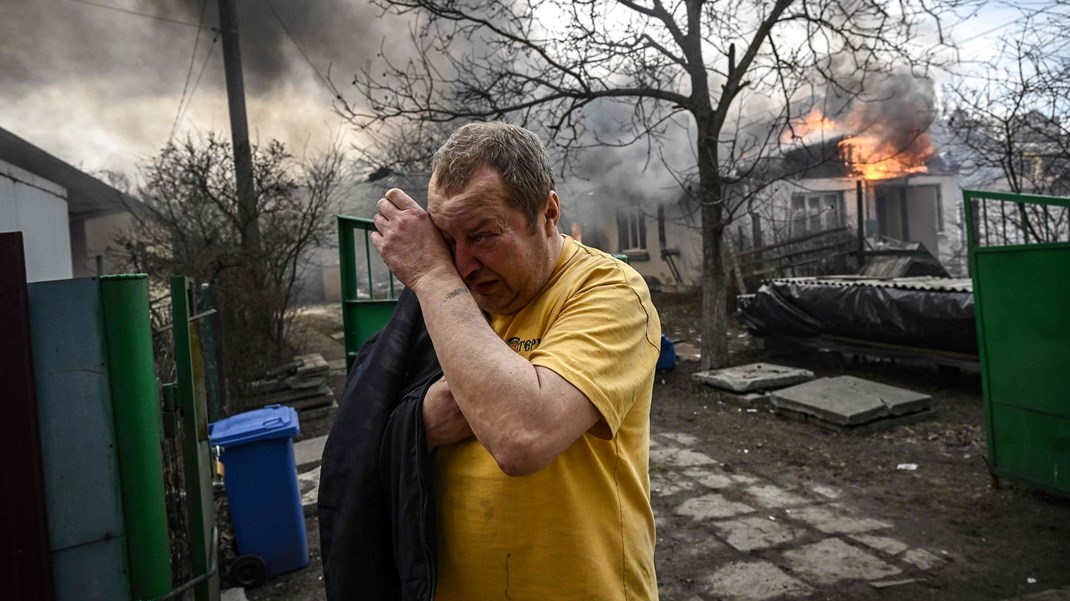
248,354,334,411
692,362,816,408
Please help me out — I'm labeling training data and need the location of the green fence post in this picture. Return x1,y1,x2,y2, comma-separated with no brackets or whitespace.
172,276,220,601
199,284,224,422
99,274,173,600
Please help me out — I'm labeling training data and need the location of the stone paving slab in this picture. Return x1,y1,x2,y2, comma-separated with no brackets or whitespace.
901,548,946,570
676,493,756,520
297,466,320,516
771,375,931,426
850,533,910,556
712,515,804,551
789,504,892,534
682,469,734,489
646,430,966,599
692,362,815,392
651,447,718,467
652,469,698,496
705,561,814,601
293,434,328,472
221,587,249,601
783,538,901,584
743,484,812,509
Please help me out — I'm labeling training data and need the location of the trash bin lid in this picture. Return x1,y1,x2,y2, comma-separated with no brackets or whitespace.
209,405,300,448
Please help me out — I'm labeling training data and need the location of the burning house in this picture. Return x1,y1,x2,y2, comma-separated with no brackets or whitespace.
749,103,967,277
573,74,967,293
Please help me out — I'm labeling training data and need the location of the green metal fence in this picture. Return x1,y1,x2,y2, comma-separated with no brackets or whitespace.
963,189,1070,497
338,215,400,371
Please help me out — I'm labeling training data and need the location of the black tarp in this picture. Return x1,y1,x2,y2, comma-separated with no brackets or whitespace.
739,279,977,355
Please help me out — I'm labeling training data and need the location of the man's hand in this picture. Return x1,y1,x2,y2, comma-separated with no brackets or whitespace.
370,188,456,290
422,377,474,448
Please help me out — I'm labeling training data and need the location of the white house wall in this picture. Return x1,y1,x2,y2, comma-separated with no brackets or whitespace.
760,175,966,276
597,201,702,291
0,159,73,282
75,211,136,276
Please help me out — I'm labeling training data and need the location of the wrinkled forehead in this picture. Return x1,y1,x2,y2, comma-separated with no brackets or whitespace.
428,165,510,221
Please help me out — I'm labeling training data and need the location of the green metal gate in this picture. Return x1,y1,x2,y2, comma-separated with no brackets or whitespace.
964,189,1070,497
337,215,399,371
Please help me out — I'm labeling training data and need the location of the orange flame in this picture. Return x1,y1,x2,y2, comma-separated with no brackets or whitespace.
786,108,934,181
781,107,839,144
837,132,933,180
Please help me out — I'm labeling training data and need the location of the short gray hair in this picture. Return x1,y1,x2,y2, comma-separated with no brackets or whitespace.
431,122,556,233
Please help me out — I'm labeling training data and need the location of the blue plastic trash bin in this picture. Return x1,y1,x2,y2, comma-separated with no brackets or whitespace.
209,405,308,577
657,334,677,371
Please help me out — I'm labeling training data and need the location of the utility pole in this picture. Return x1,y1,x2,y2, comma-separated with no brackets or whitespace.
217,0,261,258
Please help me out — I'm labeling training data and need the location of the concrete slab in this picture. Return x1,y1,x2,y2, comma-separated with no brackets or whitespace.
712,515,803,551
651,447,718,468
771,376,931,426
676,493,756,521
221,587,249,601
790,505,892,534
901,548,945,570
809,483,843,499
683,469,734,489
704,561,813,601
692,362,815,393
682,536,731,560
778,405,937,433
783,538,901,584
850,533,909,556
727,392,773,408
743,484,812,508
661,432,699,445
294,434,328,472
297,466,320,516
651,470,697,497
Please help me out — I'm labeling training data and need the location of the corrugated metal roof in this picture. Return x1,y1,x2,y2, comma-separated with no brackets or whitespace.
768,276,973,293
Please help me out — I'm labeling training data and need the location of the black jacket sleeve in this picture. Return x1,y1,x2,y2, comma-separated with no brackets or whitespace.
318,288,441,600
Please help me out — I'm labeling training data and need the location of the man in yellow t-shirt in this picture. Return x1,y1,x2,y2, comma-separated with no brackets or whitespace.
371,121,661,600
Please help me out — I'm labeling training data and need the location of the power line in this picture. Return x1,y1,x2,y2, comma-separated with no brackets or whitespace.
170,0,211,143
67,0,211,30
261,0,336,95
173,34,221,139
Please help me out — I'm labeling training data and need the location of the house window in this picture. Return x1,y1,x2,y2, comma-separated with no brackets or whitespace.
791,192,844,237
617,206,647,252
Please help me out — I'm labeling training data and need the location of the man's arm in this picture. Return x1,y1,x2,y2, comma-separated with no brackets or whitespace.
372,189,602,476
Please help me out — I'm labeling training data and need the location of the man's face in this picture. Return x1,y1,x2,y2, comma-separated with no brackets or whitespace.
428,166,560,315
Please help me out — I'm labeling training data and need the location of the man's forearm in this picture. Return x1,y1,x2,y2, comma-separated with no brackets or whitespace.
411,272,592,475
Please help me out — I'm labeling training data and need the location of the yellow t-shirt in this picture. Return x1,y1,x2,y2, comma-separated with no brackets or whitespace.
433,236,661,600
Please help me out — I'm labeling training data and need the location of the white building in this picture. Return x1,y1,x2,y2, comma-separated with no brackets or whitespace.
0,127,141,282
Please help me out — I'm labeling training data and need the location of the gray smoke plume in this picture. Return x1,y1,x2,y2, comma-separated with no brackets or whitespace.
0,0,391,173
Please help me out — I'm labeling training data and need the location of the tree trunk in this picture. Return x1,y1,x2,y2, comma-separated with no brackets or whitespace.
697,133,729,371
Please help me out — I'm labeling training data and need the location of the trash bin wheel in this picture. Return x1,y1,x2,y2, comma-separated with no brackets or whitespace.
230,554,267,588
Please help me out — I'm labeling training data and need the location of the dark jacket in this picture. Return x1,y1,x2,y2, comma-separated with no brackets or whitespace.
318,289,440,600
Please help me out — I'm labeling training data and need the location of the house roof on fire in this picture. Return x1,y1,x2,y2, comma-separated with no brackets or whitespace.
740,136,957,183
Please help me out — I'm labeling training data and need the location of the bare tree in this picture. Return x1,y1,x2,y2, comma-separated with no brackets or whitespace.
119,133,344,410
339,0,965,369
943,7,1070,195
944,2,1070,243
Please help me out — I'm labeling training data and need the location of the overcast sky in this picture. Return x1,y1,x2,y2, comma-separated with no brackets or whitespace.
0,0,1032,186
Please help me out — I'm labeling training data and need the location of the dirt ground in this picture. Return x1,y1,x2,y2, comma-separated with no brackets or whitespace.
242,291,1070,601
